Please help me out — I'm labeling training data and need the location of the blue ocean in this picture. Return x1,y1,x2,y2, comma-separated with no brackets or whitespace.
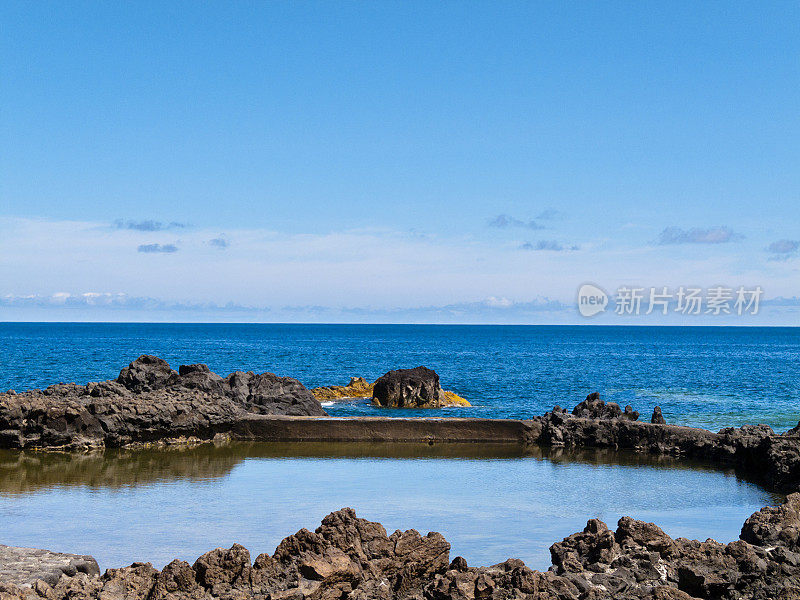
0,323,796,571
2,323,799,431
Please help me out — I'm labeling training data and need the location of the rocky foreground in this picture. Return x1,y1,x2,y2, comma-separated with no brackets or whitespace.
2,499,800,600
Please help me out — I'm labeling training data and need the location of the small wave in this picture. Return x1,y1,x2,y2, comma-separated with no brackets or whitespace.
320,401,335,407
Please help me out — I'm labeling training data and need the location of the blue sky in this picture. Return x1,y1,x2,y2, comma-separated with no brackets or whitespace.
1,2,799,323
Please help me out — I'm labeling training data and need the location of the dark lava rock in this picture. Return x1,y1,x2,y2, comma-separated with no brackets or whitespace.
572,392,639,421
0,355,326,450
536,398,800,494
651,406,666,425
177,363,226,395
116,355,178,392
227,371,321,416
9,499,800,599
372,366,444,408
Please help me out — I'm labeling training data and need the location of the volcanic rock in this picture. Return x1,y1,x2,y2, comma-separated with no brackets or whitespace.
372,367,444,408
572,392,639,421
5,501,800,599
0,356,326,450
0,546,99,588
312,377,374,400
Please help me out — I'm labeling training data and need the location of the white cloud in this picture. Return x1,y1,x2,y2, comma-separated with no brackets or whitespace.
1,216,798,323
485,296,513,308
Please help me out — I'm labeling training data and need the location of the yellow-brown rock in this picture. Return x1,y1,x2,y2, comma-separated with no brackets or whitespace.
312,376,470,407
441,390,471,407
311,377,374,400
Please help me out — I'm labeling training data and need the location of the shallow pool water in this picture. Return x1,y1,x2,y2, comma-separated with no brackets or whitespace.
0,443,780,572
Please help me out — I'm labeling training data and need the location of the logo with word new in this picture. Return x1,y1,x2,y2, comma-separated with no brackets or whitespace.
577,284,609,317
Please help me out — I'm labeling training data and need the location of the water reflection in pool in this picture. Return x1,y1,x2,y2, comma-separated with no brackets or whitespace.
0,443,780,571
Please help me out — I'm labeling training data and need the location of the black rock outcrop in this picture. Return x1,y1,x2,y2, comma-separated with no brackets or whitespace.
372,367,443,408
0,356,326,449
572,392,640,421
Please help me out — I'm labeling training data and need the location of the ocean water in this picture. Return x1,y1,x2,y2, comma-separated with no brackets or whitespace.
1,323,799,431
0,323,794,571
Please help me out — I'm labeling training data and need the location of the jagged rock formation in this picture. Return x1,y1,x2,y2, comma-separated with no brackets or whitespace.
572,392,640,421
534,394,800,494
371,368,469,408
3,501,800,599
0,356,326,449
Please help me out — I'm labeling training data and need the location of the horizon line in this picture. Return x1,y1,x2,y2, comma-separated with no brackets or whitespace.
0,320,797,328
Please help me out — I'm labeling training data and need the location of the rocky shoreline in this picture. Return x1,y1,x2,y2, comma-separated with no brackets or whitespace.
3,357,800,598
2,499,800,600
0,357,482,450
3,355,797,494
0,356,326,450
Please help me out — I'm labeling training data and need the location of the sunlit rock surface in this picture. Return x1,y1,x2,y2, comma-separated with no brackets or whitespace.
3,500,800,599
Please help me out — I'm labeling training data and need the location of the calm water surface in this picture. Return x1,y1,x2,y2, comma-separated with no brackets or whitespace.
0,444,780,571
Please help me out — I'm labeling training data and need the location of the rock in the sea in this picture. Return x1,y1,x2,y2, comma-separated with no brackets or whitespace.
440,389,470,407
652,405,667,424
312,377,374,400
0,355,326,450
371,367,446,408
373,367,442,407
316,374,471,407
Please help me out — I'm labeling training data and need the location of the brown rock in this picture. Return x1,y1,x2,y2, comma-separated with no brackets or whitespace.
741,492,800,550
193,544,251,591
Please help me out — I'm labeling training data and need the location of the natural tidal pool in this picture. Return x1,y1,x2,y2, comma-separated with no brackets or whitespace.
0,443,780,572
